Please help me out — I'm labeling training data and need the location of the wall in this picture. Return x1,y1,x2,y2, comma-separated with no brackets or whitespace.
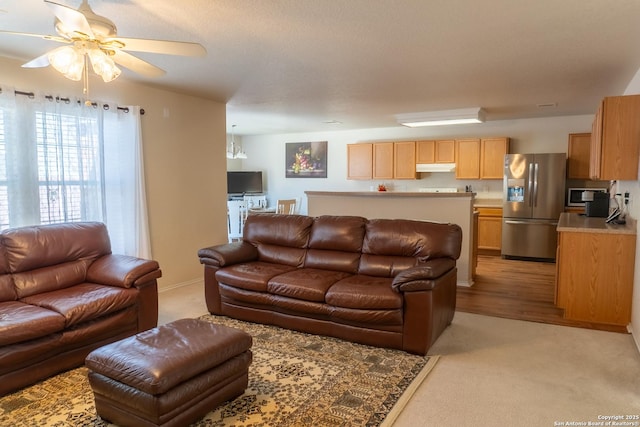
619,65,640,352
0,56,229,291
238,115,593,212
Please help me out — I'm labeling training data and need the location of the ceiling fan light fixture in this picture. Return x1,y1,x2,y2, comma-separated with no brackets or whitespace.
48,45,84,81
396,107,486,127
88,48,121,82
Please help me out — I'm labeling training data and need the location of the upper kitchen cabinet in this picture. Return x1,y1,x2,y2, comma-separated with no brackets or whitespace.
393,141,417,179
567,133,591,179
480,137,510,179
456,137,509,179
347,141,416,180
416,140,455,163
589,95,640,180
373,142,395,180
347,143,373,180
455,138,481,179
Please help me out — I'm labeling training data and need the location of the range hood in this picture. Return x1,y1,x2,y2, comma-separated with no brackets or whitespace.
416,163,456,173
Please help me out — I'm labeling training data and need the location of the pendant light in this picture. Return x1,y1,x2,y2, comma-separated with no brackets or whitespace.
227,125,247,159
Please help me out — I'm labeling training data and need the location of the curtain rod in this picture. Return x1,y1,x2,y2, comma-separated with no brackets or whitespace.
1,88,145,115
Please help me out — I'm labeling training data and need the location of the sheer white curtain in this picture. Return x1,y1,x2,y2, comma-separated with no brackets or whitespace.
102,105,152,258
0,86,151,258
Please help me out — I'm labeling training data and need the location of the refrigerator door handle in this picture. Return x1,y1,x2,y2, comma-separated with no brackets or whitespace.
528,163,535,207
533,162,539,207
505,220,559,226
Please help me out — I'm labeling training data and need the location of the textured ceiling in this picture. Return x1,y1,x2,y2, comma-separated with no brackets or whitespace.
1,0,639,135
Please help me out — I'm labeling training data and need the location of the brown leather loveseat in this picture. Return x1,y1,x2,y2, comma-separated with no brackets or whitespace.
0,222,162,396
198,214,462,355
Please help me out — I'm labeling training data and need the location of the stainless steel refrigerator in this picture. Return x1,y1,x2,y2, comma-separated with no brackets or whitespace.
502,153,566,260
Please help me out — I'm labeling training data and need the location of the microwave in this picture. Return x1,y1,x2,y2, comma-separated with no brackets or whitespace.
567,187,607,207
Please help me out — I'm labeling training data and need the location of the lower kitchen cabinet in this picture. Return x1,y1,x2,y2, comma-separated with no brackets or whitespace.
476,207,502,252
556,213,635,326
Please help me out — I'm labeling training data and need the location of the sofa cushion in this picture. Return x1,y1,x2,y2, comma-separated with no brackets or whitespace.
304,249,361,274
20,283,138,327
1,222,111,273
358,255,418,278
244,214,313,267
216,262,296,292
0,275,16,302
12,260,89,299
271,295,333,317
303,216,365,274
360,219,462,277
326,275,402,310
0,301,66,345
267,268,352,302
219,283,274,306
0,253,15,302
308,216,366,252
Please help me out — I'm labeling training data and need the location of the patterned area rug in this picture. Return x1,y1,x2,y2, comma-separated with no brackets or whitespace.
0,315,438,426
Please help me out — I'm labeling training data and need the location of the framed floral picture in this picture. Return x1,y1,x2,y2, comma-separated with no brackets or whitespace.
285,141,327,178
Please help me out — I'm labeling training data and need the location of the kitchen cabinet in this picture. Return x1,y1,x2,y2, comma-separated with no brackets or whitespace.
393,141,417,179
373,142,394,179
567,133,591,179
416,140,455,163
476,207,502,252
556,213,635,326
455,139,481,179
589,95,640,180
347,141,416,180
480,137,509,179
347,143,373,179
456,137,509,179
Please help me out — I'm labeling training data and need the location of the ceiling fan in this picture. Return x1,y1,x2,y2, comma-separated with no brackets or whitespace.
0,0,206,84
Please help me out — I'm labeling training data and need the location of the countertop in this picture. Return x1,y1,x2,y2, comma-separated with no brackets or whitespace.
305,191,474,198
557,212,636,235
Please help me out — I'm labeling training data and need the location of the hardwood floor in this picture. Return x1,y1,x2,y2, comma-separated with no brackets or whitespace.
456,254,628,333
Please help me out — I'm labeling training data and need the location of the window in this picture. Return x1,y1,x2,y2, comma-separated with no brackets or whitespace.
0,90,150,258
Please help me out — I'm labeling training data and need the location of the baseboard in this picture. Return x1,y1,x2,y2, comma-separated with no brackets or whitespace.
457,279,473,287
159,278,204,293
629,324,640,356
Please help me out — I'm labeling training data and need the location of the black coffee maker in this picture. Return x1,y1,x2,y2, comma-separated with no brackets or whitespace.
584,191,609,217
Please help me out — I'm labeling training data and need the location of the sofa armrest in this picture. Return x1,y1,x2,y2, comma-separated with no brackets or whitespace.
198,242,258,268
86,254,162,289
392,258,456,292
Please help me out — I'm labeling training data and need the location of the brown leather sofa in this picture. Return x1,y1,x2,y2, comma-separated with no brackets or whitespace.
0,222,162,396
198,214,462,356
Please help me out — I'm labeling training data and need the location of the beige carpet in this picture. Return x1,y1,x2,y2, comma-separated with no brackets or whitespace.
0,314,438,426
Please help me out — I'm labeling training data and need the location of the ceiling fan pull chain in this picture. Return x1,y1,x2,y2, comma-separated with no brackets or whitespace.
82,54,92,106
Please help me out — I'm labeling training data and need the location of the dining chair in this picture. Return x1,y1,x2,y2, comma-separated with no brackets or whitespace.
243,195,267,209
275,199,297,214
227,200,247,242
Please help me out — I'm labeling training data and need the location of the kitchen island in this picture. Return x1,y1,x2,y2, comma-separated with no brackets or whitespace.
305,191,475,286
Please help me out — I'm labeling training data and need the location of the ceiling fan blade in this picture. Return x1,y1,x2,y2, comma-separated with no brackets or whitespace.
108,37,206,57
45,0,95,38
0,30,69,43
22,53,52,68
112,50,165,77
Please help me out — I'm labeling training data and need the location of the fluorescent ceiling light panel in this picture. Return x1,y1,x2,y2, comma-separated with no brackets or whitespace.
396,107,485,127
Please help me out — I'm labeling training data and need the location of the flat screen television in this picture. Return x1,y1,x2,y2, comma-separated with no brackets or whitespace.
227,171,263,194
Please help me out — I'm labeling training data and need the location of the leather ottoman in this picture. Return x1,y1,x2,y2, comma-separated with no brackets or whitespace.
85,318,252,427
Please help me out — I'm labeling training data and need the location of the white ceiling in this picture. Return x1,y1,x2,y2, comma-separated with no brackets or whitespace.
1,0,639,136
